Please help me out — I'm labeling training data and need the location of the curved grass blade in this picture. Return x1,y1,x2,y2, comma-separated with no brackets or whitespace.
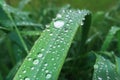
117,31,120,54
13,9,91,80
115,56,120,75
93,53,120,80
6,61,22,80
101,26,120,51
0,72,3,80
0,1,29,53
21,30,41,36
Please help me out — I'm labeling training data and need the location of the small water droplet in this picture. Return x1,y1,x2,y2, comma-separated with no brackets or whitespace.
107,76,110,80
24,77,30,80
57,45,60,47
94,64,98,69
98,77,102,80
47,29,50,32
56,14,62,18
66,15,69,18
69,19,72,22
46,73,52,79
31,67,35,70
37,53,43,58
80,22,83,26
41,49,45,51
23,70,26,73
27,57,32,61
51,58,55,61
46,24,50,28
44,63,48,67
45,70,49,73
33,59,39,65
42,68,45,71
50,33,53,36
19,75,22,77
54,20,64,28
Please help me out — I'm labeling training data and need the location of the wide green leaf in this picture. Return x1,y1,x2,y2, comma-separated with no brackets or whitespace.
13,9,91,80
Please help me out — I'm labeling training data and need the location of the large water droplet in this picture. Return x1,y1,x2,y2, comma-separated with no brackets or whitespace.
46,73,52,79
54,20,64,28
33,59,39,65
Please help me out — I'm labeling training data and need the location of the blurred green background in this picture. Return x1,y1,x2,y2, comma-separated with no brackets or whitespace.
7,0,118,12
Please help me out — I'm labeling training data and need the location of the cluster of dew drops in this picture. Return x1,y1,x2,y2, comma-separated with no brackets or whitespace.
18,9,89,80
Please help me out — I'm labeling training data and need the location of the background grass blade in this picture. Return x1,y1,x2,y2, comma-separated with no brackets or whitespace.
115,56,120,75
0,1,29,53
13,9,91,80
101,26,120,51
93,53,120,80
117,31,120,54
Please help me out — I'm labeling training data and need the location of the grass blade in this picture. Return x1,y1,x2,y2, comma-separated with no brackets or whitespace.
93,53,120,80
0,1,29,53
117,31,120,54
101,26,120,51
13,9,91,80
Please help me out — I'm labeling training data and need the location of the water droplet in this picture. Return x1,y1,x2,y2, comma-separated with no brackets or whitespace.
46,73,52,79
98,77,102,80
54,20,64,28
42,68,45,71
107,76,110,80
47,29,50,32
19,75,22,77
50,33,53,36
38,53,43,58
80,21,83,26
44,63,48,67
23,70,26,73
24,77,30,80
51,58,55,61
57,45,60,47
56,14,62,18
94,64,98,69
31,67,35,70
45,70,49,73
27,57,32,61
69,19,73,22
41,49,45,51
66,15,69,18
33,59,39,65
46,24,50,28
